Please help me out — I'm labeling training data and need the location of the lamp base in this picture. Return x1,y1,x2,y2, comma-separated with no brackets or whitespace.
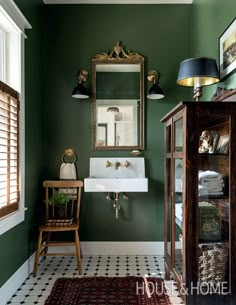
193,87,202,102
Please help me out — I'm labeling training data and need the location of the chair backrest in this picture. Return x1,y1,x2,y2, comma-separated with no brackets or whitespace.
43,180,83,224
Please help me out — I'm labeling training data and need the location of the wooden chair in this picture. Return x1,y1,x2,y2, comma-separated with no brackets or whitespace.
33,180,83,277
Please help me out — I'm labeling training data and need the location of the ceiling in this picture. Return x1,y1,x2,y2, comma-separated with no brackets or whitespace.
43,0,193,4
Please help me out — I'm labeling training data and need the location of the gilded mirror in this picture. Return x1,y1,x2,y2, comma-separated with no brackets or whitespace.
92,42,144,150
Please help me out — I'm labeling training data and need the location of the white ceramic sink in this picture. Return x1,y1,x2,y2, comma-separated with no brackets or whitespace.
84,157,148,192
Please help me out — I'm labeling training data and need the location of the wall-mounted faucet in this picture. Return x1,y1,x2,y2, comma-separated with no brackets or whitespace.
105,160,131,169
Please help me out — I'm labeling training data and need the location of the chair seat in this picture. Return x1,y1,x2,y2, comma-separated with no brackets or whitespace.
39,222,79,232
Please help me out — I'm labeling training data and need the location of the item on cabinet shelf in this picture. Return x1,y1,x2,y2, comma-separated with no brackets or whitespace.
199,201,221,242
216,134,230,154
198,170,225,196
175,202,182,228
198,242,228,284
198,130,219,153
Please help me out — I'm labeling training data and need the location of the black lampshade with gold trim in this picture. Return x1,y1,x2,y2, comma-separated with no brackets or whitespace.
177,57,219,101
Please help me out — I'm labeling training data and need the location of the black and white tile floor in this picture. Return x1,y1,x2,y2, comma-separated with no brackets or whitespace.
7,255,183,305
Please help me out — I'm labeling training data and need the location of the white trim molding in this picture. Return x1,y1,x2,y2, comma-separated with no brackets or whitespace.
43,0,193,4
48,241,164,256
0,253,35,305
0,0,31,34
81,241,164,255
0,208,27,235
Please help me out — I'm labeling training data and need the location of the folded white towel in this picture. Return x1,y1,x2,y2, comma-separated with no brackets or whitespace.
199,170,222,183
198,186,224,196
199,185,223,193
201,179,224,187
60,162,77,180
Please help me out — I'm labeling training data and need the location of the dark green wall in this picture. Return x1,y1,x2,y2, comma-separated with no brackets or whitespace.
192,0,236,100
2,0,235,290
0,0,44,287
43,4,191,241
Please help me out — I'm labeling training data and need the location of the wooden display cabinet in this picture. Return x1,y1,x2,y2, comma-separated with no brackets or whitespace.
161,102,236,305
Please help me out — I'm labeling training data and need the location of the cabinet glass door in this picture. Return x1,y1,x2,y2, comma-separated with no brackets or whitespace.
175,158,183,276
166,125,171,153
167,158,172,257
175,118,183,152
198,114,230,289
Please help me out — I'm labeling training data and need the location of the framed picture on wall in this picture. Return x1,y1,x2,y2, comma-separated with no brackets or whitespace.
219,17,236,80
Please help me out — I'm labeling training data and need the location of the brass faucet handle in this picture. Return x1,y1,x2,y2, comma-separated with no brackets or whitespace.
105,160,111,168
124,160,130,168
115,161,121,170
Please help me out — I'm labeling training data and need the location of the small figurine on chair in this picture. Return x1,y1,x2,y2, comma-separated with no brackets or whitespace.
198,130,214,153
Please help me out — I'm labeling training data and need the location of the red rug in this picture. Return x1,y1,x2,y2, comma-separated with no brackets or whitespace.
45,276,171,305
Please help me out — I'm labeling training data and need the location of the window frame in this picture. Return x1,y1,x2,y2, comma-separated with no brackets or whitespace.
0,0,31,235
0,27,6,82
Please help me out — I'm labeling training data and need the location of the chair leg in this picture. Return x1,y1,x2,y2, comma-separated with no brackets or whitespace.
43,232,51,259
75,230,82,274
33,230,43,277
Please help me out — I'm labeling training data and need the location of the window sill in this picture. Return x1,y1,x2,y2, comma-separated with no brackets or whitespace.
0,208,27,235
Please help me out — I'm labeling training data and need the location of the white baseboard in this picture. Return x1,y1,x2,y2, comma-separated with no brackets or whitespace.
0,253,35,305
48,241,164,256
81,242,164,255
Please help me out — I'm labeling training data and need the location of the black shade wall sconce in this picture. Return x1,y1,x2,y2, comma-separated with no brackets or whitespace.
72,69,89,99
147,70,165,100
176,57,220,101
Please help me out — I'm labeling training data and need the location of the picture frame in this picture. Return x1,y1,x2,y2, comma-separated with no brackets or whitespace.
216,135,230,154
219,17,236,80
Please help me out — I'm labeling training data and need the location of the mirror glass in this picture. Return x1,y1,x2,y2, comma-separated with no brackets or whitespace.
92,43,144,150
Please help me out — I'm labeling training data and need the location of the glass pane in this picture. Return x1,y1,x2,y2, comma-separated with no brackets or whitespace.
166,125,171,153
198,114,230,289
175,118,183,152
167,158,172,257
175,158,183,276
